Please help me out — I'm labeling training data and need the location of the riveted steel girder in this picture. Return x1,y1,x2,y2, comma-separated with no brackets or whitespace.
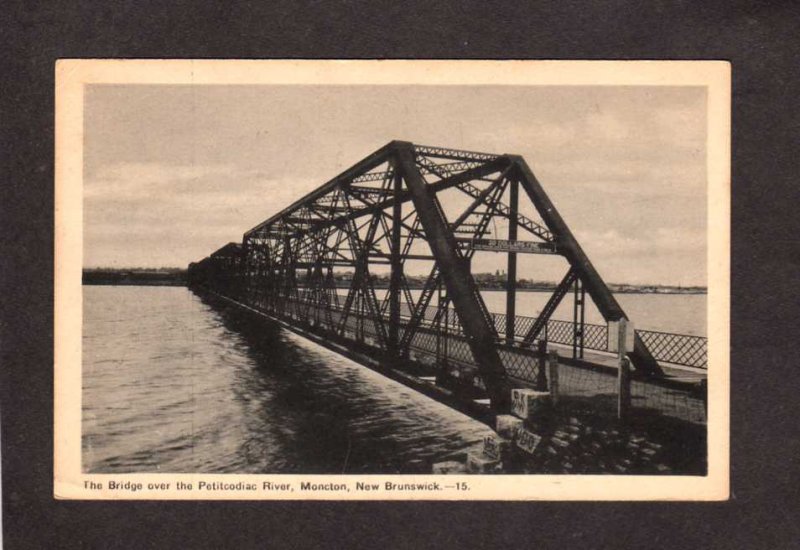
396,143,512,412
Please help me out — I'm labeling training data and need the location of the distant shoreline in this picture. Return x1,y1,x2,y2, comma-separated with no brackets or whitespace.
82,269,186,287
362,285,706,295
83,280,186,287
83,270,708,295
474,288,706,295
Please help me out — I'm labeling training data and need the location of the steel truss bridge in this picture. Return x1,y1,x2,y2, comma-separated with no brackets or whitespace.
189,141,707,414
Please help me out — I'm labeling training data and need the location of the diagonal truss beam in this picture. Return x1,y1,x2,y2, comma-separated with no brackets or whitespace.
396,143,511,412
521,268,578,347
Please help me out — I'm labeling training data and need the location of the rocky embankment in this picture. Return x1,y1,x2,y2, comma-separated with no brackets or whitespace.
434,390,706,475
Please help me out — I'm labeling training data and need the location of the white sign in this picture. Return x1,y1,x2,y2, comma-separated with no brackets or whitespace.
515,428,542,456
458,238,558,254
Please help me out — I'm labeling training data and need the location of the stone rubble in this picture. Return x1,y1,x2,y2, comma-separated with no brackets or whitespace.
432,386,704,475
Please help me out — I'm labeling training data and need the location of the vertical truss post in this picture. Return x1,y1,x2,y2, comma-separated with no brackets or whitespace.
573,278,585,359
506,177,518,345
278,235,292,316
435,284,442,365
443,292,449,366
389,170,402,357
396,143,511,412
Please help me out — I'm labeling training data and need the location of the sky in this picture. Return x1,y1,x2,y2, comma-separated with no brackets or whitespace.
83,84,707,286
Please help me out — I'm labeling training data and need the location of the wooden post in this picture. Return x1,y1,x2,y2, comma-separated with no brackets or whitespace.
536,339,548,391
548,350,559,407
617,318,631,420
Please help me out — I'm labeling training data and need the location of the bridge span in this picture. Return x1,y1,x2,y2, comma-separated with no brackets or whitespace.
189,141,706,424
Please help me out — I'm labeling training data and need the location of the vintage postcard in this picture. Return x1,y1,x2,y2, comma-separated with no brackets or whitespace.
55,59,730,500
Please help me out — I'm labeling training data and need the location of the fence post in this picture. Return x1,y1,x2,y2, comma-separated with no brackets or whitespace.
617,318,632,420
548,350,559,407
536,340,549,391
618,357,631,420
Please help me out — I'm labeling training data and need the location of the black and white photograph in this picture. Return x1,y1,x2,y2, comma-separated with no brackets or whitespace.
54,60,729,500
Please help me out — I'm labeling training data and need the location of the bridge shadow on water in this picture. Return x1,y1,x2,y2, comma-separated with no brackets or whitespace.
199,293,494,474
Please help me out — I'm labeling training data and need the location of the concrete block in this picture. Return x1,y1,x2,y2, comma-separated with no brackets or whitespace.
465,452,501,474
495,414,524,439
483,434,512,461
432,461,467,474
510,388,550,420
515,427,543,456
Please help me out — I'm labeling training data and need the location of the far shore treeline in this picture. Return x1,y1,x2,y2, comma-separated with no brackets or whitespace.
83,268,706,294
83,267,188,286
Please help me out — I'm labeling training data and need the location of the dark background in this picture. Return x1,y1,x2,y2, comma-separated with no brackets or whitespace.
2,1,799,548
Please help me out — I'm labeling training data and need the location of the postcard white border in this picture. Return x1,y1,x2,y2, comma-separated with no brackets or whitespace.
55,59,730,500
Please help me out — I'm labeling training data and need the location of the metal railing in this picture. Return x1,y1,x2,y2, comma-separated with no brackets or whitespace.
293,287,708,369
202,285,708,426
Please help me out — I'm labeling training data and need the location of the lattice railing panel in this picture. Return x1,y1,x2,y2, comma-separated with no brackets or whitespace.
637,329,708,369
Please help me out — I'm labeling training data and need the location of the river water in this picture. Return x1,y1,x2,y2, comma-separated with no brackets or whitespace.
82,285,705,474
480,290,706,336
82,286,495,473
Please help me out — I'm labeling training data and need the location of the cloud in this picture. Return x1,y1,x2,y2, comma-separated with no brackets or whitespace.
574,227,705,257
83,161,329,266
583,110,632,141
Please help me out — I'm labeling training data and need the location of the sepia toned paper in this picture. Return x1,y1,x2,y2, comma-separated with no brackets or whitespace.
55,59,730,500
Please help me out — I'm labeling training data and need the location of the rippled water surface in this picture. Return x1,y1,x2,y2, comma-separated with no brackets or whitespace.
82,286,495,473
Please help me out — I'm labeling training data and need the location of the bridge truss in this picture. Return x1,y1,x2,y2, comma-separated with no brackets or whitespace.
189,141,666,413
